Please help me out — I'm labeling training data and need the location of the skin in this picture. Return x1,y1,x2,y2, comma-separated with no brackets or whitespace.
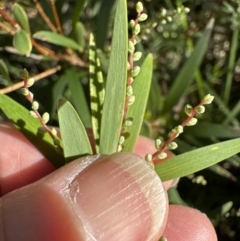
0,123,218,241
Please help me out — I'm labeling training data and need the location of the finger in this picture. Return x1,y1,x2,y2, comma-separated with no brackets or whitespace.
133,135,177,190
0,123,55,196
162,205,217,241
1,152,168,241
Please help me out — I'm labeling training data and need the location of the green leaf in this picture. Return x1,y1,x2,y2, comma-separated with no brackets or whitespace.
89,33,105,153
33,31,81,50
123,54,153,152
72,22,86,51
12,3,31,33
71,0,86,28
95,0,116,49
58,99,92,163
51,74,68,117
0,59,11,84
66,69,92,128
155,138,240,181
0,94,65,167
99,0,128,154
184,123,240,138
13,29,32,56
163,18,215,113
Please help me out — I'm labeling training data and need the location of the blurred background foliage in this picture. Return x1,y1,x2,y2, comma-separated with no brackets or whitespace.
0,0,240,240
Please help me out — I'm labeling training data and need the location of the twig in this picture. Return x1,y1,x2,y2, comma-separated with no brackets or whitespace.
0,8,19,29
0,65,62,94
0,21,15,35
49,0,63,35
32,0,57,33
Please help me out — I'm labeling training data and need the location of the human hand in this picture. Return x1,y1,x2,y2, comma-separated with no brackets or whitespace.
0,123,217,241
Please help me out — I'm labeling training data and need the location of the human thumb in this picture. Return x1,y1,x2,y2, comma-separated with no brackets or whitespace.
0,152,168,241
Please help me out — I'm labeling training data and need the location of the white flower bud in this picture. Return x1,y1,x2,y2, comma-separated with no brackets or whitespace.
186,117,198,126
138,13,148,21
136,2,143,13
124,117,133,126
32,101,39,110
29,110,38,118
167,142,178,150
185,104,193,116
126,86,133,96
128,40,135,53
20,88,29,96
27,77,34,87
203,94,214,104
51,128,57,137
133,23,140,35
195,105,205,114
133,51,142,61
129,20,135,28
42,112,50,124
155,139,162,149
145,153,152,162
157,152,167,159
119,136,125,145
131,66,140,77
117,144,122,152
128,95,135,105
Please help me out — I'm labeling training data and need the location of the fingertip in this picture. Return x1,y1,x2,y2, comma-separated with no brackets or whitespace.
162,205,217,241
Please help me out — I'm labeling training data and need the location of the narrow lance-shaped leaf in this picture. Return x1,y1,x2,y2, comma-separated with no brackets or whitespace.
89,33,105,153
0,94,65,167
163,18,215,113
58,99,92,163
13,29,32,56
0,59,11,84
99,0,128,154
66,69,92,128
33,31,82,51
155,138,240,181
12,3,31,33
123,54,153,152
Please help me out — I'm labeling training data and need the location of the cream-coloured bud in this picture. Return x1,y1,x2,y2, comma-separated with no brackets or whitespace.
117,144,122,152
129,19,135,28
138,13,148,22
119,136,125,145
128,95,135,105
155,139,162,149
128,40,135,53
20,88,29,96
133,51,142,61
29,110,38,118
32,101,39,110
161,19,167,24
195,105,205,114
124,117,133,126
167,16,172,22
42,112,50,124
136,2,143,13
203,94,214,104
157,152,167,159
51,128,57,137
175,125,183,134
126,86,133,97
185,104,193,116
186,117,198,126
167,142,178,150
145,153,152,162
27,77,34,87
133,24,140,36
161,8,167,16
131,66,140,77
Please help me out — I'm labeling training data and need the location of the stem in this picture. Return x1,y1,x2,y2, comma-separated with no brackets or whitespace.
0,21,15,35
152,99,206,161
49,0,63,34
0,8,19,29
0,65,62,94
32,0,57,32
223,28,239,105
